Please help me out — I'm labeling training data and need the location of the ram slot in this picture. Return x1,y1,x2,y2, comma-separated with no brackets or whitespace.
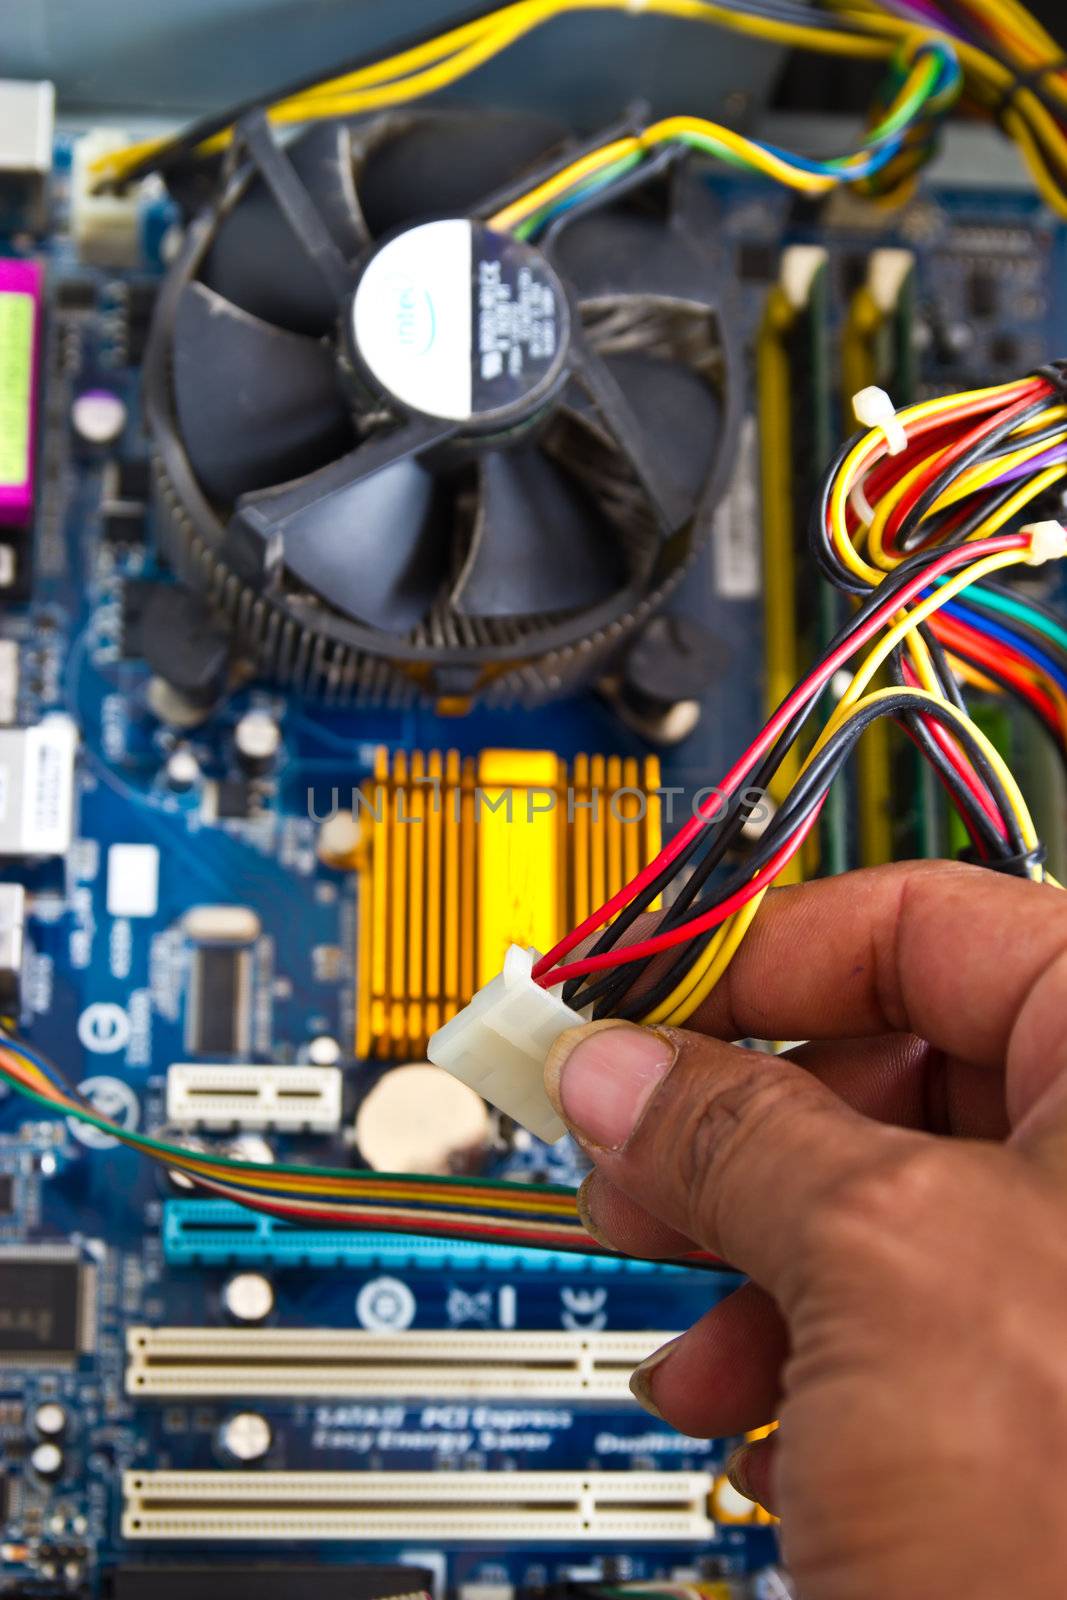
758,246,832,882
122,1470,715,1542
841,248,936,864
125,1327,674,1401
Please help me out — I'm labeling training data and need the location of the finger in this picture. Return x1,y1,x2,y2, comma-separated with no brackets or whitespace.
785,1034,1009,1140
725,1433,779,1518
578,1171,699,1259
544,1019,907,1298
666,859,1067,1120
578,1034,1005,1265
629,1281,786,1438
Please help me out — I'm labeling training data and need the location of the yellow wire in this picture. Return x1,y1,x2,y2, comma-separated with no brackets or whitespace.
648,892,763,1025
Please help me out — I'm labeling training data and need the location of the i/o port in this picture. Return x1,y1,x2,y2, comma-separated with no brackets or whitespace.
122,1470,715,1542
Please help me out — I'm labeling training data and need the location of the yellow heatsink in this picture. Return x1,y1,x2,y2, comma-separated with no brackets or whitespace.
355,748,662,1060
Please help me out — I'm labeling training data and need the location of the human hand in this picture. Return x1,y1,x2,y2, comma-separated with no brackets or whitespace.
544,860,1067,1599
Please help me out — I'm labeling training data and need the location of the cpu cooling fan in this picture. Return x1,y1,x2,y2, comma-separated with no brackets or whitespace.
146,107,739,704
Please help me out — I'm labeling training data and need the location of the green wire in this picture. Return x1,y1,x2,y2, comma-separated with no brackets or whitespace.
960,582,1067,656
0,1058,577,1200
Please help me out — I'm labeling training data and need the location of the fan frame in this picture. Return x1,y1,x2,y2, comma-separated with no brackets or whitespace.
145,107,743,702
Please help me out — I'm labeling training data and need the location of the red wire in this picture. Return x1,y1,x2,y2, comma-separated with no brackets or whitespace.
190,1176,724,1267
879,381,1050,555
899,657,1005,847
841,380,1047,542
534,531,1030,984
932,612,1062,734
543,805,822,985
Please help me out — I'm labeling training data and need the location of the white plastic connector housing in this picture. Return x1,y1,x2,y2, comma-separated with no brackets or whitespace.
852,385,907,455
1021,519,1067,565
166,1063,342,1132
428,946,589,1143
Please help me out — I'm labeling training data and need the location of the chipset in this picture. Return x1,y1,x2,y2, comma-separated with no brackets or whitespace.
0,1246,96,1366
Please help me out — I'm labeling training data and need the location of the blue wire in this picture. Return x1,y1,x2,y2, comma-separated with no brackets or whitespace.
0,1032,75,1097
942,598,1067,696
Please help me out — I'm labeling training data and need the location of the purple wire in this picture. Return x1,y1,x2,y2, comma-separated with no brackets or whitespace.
881,0,960,30
988,447,1067,487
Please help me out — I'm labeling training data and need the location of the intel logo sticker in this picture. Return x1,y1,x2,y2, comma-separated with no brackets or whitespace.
353,219,474,420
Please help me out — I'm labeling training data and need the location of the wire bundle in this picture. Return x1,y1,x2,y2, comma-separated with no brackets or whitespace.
848,0,1067,213
86,0,962,208
0,1032,723,1262
530,371,1065,1028
84,0,1067,220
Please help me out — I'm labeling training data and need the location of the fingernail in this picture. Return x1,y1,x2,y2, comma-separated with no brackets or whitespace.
629,1336,681,1420
575,1174,616,1251
725,1445,755,1501
545,1021,676,1150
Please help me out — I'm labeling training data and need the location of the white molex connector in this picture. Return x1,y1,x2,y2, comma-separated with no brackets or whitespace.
428,946,589,1143
1021,519,1067,565
852,385,907,455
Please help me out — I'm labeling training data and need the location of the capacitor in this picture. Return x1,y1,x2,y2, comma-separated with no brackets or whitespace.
222,1271,275,1324
71,387,127,445
165,746,201,792
30,1441,64,1480
225,1133,274,1167
234,710,281,774
308,1034,341,1066
218,1411,272,1463
316,809,362,870
32,1402,67,1440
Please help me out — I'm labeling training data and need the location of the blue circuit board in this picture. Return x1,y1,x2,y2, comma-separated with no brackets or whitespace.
1,141,1065,1600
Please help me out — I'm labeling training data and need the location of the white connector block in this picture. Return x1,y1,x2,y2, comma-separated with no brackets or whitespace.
428,946,589,1143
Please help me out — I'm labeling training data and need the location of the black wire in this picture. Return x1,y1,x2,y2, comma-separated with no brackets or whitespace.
930,636,1067,781
979,577,1067,651
603,687,1034,1020
565,534,1022,1011
895,395,1054,551
107,0,871,187
886,645,1010,855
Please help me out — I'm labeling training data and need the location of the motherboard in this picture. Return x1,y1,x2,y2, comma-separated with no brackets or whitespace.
0,71,1065,1600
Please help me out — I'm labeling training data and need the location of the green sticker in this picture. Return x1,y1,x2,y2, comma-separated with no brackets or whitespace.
0,292,33,489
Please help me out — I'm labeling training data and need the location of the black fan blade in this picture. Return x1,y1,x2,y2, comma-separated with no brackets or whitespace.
201,120,368,335
173,283,354,504
565,347,721,507
356,110,563,237
232,421,455,634
549,209,716,306
451,447,625,619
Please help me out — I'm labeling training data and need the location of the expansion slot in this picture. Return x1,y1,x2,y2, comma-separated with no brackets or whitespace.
757,246,832,882
122,1470,715,1542
841,248,934,867
165,1064,342,1131
162,1199,693,1274
125,1327,675,1400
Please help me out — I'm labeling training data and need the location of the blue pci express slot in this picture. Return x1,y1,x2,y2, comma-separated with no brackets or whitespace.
163,1200,696,1274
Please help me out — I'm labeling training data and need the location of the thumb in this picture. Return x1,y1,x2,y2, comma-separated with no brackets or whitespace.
545,1018,903,1301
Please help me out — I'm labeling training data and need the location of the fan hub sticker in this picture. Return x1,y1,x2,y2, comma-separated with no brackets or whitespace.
352,219,569,423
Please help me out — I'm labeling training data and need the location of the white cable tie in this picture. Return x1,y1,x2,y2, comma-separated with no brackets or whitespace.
849,476,876,529
852,385,907,456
